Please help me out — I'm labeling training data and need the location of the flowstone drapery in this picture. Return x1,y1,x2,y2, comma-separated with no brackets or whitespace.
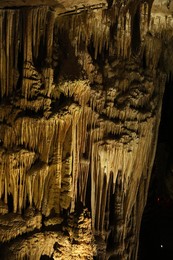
0,1,172,259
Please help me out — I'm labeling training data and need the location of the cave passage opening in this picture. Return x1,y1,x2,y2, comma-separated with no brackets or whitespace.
138,76,173,260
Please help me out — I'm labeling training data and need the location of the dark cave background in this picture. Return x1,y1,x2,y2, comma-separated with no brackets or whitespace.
138,77,173,260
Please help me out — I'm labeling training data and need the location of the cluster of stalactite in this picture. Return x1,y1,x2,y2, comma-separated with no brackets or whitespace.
0,0,157,99
0,1,171,259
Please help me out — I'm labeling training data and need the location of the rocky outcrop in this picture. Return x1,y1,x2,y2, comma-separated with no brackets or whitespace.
0,1,172,259
1,209,96,260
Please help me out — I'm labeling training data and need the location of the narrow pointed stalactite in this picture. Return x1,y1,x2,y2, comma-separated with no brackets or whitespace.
0,10,21,98
23,10,33,65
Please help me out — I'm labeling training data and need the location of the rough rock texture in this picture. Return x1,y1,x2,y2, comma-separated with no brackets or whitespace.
0,1,172,259
1,209,96,260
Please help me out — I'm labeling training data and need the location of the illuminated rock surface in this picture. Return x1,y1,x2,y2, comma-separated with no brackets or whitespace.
0,0,172,259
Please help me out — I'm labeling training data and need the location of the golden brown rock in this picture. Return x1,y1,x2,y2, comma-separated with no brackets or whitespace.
0,1,172,259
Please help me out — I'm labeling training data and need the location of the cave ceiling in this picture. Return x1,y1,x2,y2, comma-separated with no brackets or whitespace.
0,0,107,11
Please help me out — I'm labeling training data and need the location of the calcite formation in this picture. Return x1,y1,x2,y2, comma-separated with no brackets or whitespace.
0,0,172,259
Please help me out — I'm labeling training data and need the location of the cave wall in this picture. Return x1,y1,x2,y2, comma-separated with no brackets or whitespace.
0,1,172,259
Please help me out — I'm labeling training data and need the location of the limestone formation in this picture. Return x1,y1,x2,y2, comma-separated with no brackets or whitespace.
0,0,172,259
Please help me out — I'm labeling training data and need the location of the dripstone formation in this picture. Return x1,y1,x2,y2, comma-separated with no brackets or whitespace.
0,0,172,259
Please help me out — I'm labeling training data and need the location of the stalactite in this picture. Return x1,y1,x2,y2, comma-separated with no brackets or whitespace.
23,10,33,64
0,149,36,213
32,7,48,59
0,7,52,99
0,10,21,98
79,159,90,204
27,162,49,211
58,9,111,60
0,2,170,259
70,106,81,212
